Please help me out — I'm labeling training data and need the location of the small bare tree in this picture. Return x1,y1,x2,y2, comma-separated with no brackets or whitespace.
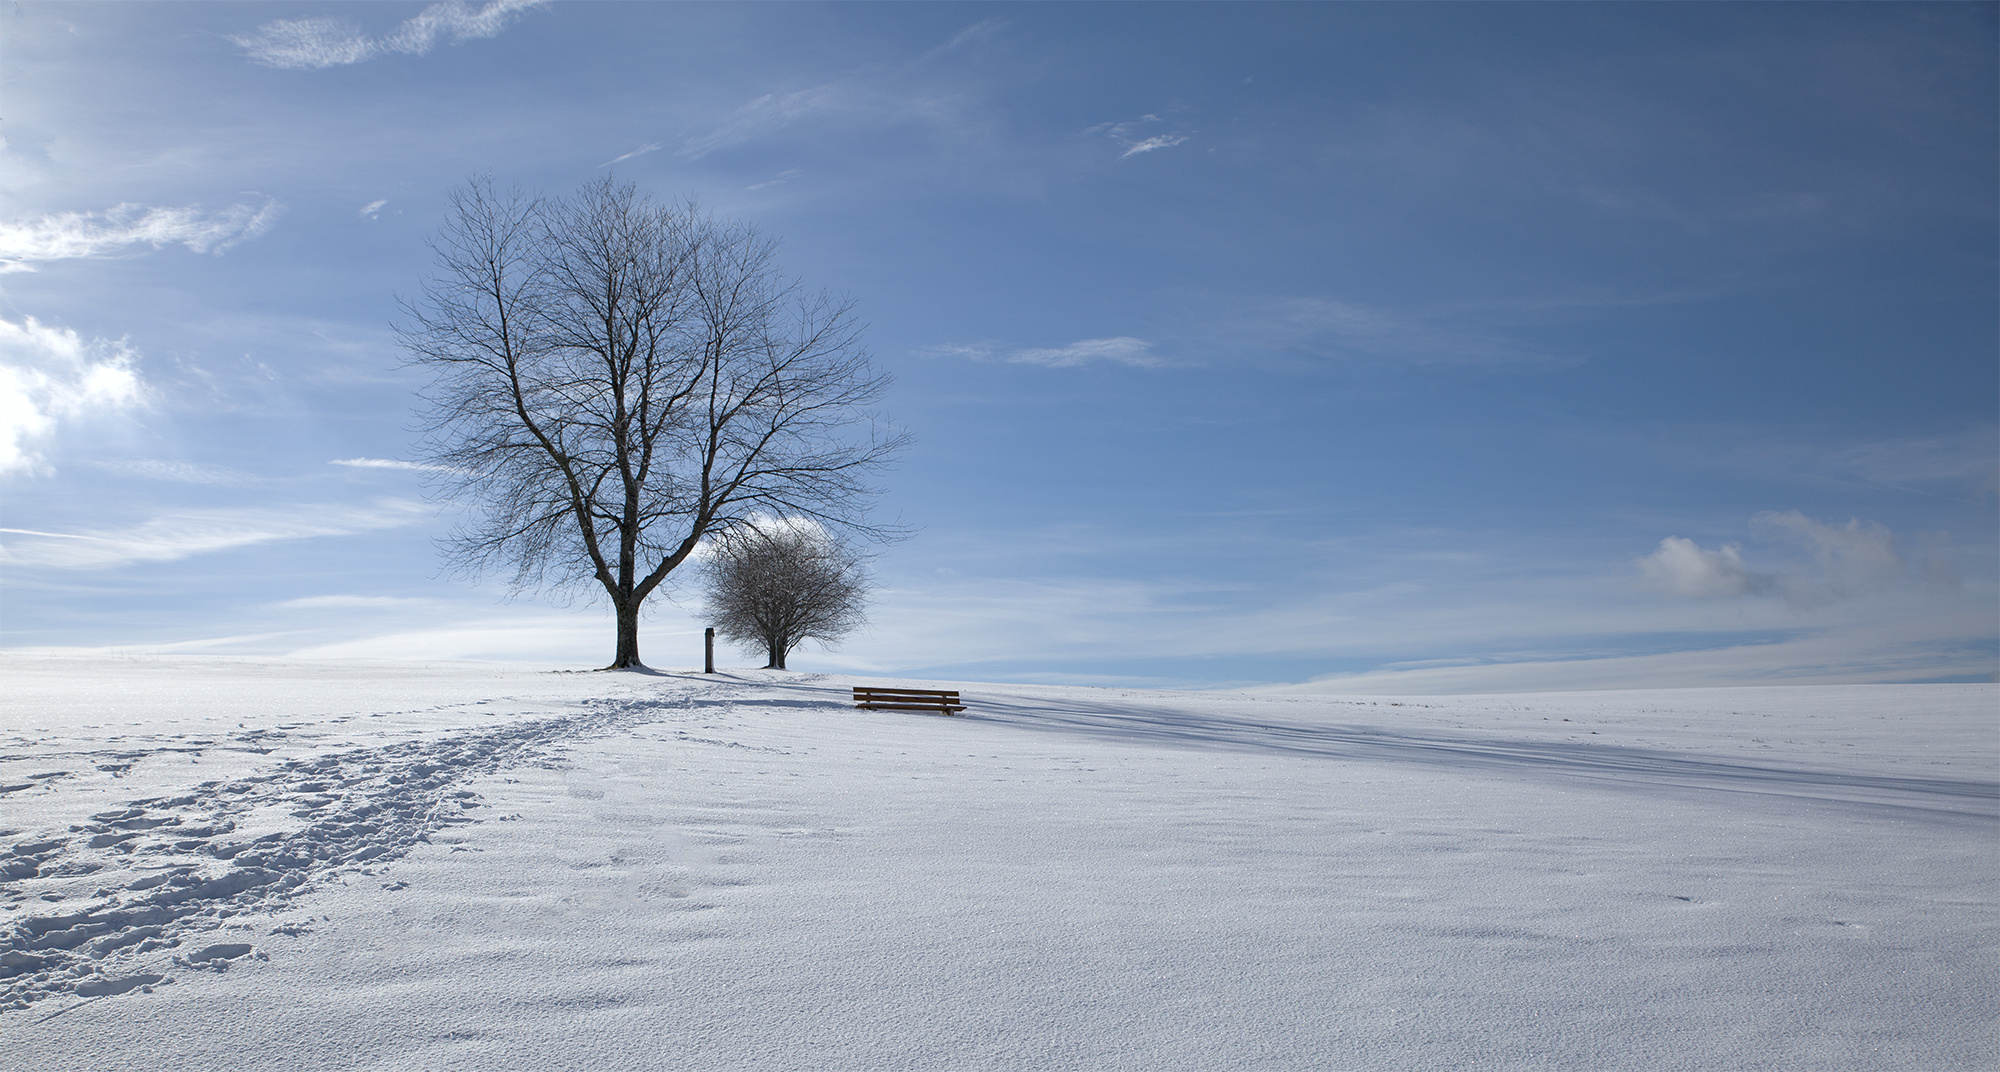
400,176,904,669
703,520,868,670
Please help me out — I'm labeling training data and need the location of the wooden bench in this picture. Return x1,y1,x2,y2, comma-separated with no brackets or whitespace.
853,686,966,716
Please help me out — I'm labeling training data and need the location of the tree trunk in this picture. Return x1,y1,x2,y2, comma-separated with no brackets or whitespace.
607,600,643,669
764,636,785,670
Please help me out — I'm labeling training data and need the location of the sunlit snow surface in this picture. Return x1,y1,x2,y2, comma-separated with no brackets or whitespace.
1,656,1993,1070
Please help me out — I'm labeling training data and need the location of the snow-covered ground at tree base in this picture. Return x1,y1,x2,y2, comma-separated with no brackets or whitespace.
1,656,1993,1071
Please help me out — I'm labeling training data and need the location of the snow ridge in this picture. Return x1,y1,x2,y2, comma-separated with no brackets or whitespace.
1,695,689,1012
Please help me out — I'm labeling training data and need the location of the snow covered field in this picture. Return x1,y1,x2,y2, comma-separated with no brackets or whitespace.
1,656,1993,1071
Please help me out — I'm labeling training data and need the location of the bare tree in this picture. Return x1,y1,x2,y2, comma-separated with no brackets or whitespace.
703,519,868,670
400,176,904,669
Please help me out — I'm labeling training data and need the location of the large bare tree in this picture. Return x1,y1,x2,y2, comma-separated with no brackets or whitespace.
400,177,904,669
703,519,869,670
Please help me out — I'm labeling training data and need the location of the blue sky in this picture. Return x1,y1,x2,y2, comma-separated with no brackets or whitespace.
1,1,1993,691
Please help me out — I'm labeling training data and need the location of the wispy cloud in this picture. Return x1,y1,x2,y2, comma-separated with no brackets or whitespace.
273,595,436,611
922,18,1009,61
1722,426,2000,505
359,199,388,220
234,20,374,70
0,500,428,570
1827,427,2000,498
331,457,451,472
283,613,622,662
0,527,97,541
915,343,1001,363
674,19,1005,164
1010,337,1166,368
0,200,280,272
920,337,1170,369
91,459,253,485
0,316,144,475
1088,115,1193,159
746,169,804,191
1121,134,1190,158
679,84,850,160
598,143,661,169
1249,296,1573,366
231,0,546,70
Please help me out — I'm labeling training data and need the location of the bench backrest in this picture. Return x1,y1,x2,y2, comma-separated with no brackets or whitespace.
853,686,959,701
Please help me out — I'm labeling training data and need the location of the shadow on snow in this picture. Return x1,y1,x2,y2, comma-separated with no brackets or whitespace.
747,680,1998,823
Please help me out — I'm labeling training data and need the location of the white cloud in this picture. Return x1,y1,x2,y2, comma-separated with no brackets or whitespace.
331,457,450,472
0,316,144,475
1637,537,1774,599
0,500,428,570
232,0,546,69
359,199,388,219
1089,115,1193,159
0,200,279,272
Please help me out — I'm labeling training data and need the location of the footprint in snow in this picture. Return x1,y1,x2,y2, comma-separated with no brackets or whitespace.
2,700,675,1014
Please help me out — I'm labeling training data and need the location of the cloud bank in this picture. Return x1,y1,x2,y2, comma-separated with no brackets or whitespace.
232,0,545,69
0,317,144,475
1638,511,1939,607
0,201,279,272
